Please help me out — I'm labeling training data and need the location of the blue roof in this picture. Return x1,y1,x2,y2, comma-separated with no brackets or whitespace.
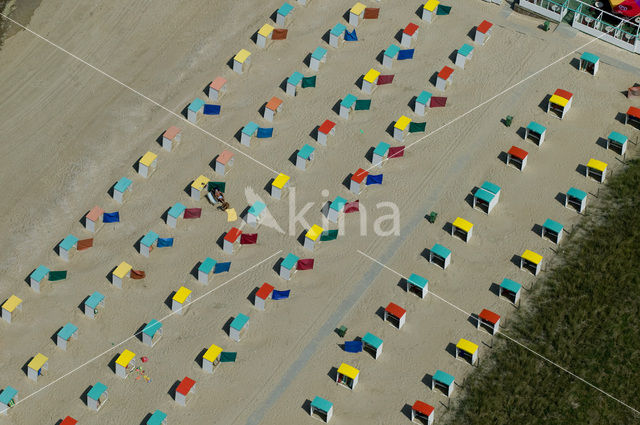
543,218,563,234
362,332,383,349
114,177,132,193
433,370,455,386
60,234,79,251
168,202,186,218
86,291,105,309
474,188,495,203
242,121,259,136
199,257,217,274
330,196,347,212
188,98,205,112
248,201,266,216
384,44,400,58
458,43,474,57
567,187,587,201
278,2,294,16
527,121,546,135
311,396,333,412
87,382,108,400
281,253,299,270
31,265,50,282
312,46,327,60
416,90,432,105
0,386,18,405
298,144,315,160
147,410,168,425
500,278,522,294
230,313,249,330
374,142,390,157
608,131,628,145
431,243,451,259
408,273,428,289
141,231,159,247
581,51,599,64
58,322,78,340
288,71,304,86
481,181,501,195
143,319,163,337
341,94,357,108
331,23,346,36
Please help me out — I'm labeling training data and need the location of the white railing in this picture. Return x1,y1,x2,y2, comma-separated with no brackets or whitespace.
518,0,569,22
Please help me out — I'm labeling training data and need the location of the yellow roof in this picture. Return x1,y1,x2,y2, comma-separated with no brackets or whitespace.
424,0,440,11
173,286,192,304
258,24,274,37
337,363,359,379
587,158,607,172
394,115,412,131
2,295,22,313
191,175,210,190
549,95,568,108
28,353,48,370
113,261,132,279
306,225,324,241
272,173,290,189
456,338,479,354
351,2,366,14
140,151,157,167
116,349,135,367
203,344,223,362
363,68,381,83
522,249,543,265
452,217,473,233
235,49,251,64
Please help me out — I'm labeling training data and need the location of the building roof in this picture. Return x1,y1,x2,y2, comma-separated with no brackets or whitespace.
86,291,105,309
458,43,474,57
258,23,275,37
2,295,22,313
176,377,195,395
500,278,522,293
192,175,210,190
272,173,290,189
431,243,451,259
163,125,181,139
554,88,573,100
373,142,390,157
199,257,217,274
116,349,135,367
60,416,78,425
318,119,336,134
298,144,315,160
114,176,132,193
58,323,78,341
147,410,167,425
452,217,473,233
112,262,132,280
567,187,587,201
394,115,412,131
363,68,381,83
248,201,267,217
385,302,406,318
31,265,50,282
351,2,366,15
481,181,501,194
549,94,568,108
281,253,300,270
580,51,599,63
305,225,324,241
242,121,259,136
224,227,242,243
140,231,159,247
256,282,275,300
311,46,327,60
86,205,105,222
423,0,440,12
456,338,479,354
87,382,108,400
433,369,455,386
203,344,223,362
362,332,383,349
384,44,400,58
140,151,158,167
266,97,283,111
608,131,628,145
331,23,347,37
28,353,48,370
341,93,357,108
143,319,162,337
527,121,546,135
217,150,234,165
278,2,294,16
330,196,348,212
311,396,333,412
477,20,493,34
628,106,640,119
587,158,607,172
543,218,564,234
288,71,304,86
210,77,227,91
508,146,528,160
234,49,251,63
0,386,18,405
438,66,454,80
351,168,369,183
474,188,495,203
416,90,432,105
168,202,187,219
404,23,419,36
230,313,249,330
522,249,543,265
408,273,428,290
479,308,500,325
337,363,359,379
60,234,79,251
412,400,434,417
173,287,192,304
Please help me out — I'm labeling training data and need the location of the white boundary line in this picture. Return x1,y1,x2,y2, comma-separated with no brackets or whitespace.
357,249,640,416
0,12,280,175
0,250,281,414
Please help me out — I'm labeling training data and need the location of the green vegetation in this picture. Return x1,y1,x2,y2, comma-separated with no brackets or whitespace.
446,159,640,424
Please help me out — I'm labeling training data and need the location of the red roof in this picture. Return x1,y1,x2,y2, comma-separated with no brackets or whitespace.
351,168,369,183
477,20,493,34
554,88,573,100
60,417,78,425
385,302,406,318
438,66,454,80
404,23,419,36
318,119,336,134
479,308,500,325
412,400,434,416
507,146,528,160
628,106,640,119
224,227,242,243
176,376,196,395
256,282,275,300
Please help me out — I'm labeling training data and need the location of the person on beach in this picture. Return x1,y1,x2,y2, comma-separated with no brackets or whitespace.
208,188,229,211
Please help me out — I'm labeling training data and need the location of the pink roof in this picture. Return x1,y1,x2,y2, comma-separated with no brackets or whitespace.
318,120,336,134
404,23,419,36
176,377,196,395
217,150,235,165
209,77,227,90
86,206,105,222
163,126,181,140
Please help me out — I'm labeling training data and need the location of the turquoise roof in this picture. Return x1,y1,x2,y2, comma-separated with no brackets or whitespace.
141,231,159,247
31,265,50,282
243,121,259,136
199,257,217,274
87,382,108,400
474,188,495,203
341,94,357,108
543,218,563,234
433,370,455,386
481,181,501,195
86,291,105,309
147,410,168,425
580,51,599,64
374,142,390,157
58,322,78,341
311,396,333,412
168,202,186,218
230,313,249,330
500,278,522,294
312,46,327,60
408,273,428,289
608,131,627,145
527,121,546,135
143,319,162,337
458,43,474,57
114,177,132,193
60,234,79,251
416,90,432,105
188,98,205,112
281,253,299,270
384,44,400,58
362,332,383,349
278,2,294,16
288,71,304,86
298,144,315,160
330,196,347,212
249,201,266,216
431,243,451,259
331,23,347,37
0,386,18,405
567,187,587,201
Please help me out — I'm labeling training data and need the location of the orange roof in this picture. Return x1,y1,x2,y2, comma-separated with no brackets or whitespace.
224,227,242,243
163,126,181,140
507,146,528,160
210,77,227,90
86,205,104,222
477,20,493,33
629,106,640,119
266,97,283,111
438,66,454,80
217,150,234,165
554,88,573,100
385,302,406,318
351,168,369,183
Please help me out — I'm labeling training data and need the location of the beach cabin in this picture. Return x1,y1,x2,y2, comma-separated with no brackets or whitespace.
139,231,159,257
626,106,640,127
407,273,428,298
84,291,105,319
455,338,479,365
187,98,204,123
247,202,266,227
310,396,333,423
429,243,451,269
276,3,294,26
362,68,380,94
431,370,454,396
415,90,432,115
296,144,315,170
547,89,573,119
56,323,78,351
255,282,275,310
499,278,522,305
472,181,501,214
520,249,542,275
142,320,163,347
329,23,346,47
475,20,493,45
87,382,108,411
60,416,77,425
350,168,369,194
229,313,249,342
579,52,600,75
208,77,227,101
162,126,182,151
401,23,419,47
455,43,474,69
233,49,251,74
384,302,406,329
280,253,299,280
175,377,195,406
362,332,383,359
607,131,628,155
349,2,366,26
451,217,473,242
336,363,359,389
257,24,274,48
223,227,242,254
190,175,210,200
58,234,78,261
328,196,347,223
565,187,587,213
525,121,546,145
317,120,336,145
198,257,217,284
84,205,104,232
112,261,132,288
411,400,434,425
0,386,18,415
2,295,22,323
586,158,607,183
286,71,303,96
113,177,132,203
339,94,357,119
241,122,259,146
394,116,411,141
310,47,327,71
436,66,454,91
506,146,528,171
421,0,439,22
271,173,290,199
264,97,283,122
115,349,135,378
172,286,192,315
147,410,167,425
202,344,223,373
477,308,500,335
541,218,563,244
304,225,324,250
383,44,400,68
27,353,48,381
166,202,186,229
138,151,158,178
214,150,234,176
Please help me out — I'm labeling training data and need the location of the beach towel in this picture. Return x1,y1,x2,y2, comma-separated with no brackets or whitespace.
344,200,359,213
364,7,379,19
389,146,405,158
184,208,202,219
240,233,258,245
296,258,314,270
272,28,288,40
77,238,93,251
272,289,291,300
344,340,363,353
320,229,338,241
131,269,146,279
226,208,238,222
203,104,221,115
409,121,426,133
220,352,237,362
377,74,394,85
437,4,452,14
430,96,447,108
302,76,316,88
157,238,174,248
345,29,358,41
214,262,231,274
208,181,226,192
354,99,371,110
397,49,414,60
48,270,67,281
257,127,273,138
103,212,120,223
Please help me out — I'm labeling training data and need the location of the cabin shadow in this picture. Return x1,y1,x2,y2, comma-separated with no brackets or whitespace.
107,183,116,199
50,327,63,345
488,282,501,296
160,208,170,225
467,313,478,327
222,317,234,335
464,193,475,208
364,146,374,163
342,173,353,190
269,9,278,23
467,27,475,41
105,265,117,284
614,111,627,124
168,380,180,398
554,192,566,206
397,278,406,291
302,53,312,67
264,178,275,196
497,151,508,164
321,201,331,218
133,236,143,255
376,50,385,65
321,30,331,45
180,105,189,120
134,323,147,342
250,30,258,44
516,126,527,139
289,150,299,166
183,183,193,197
421,373,433,388
258,102,267,118
279,77,288,93
414,5,423,18
569,57,581,70
420,248,430,261
375,306,386,320
195,348,207,368
79,212,88,227
445,342,457,357
595,137,608,149
164,292,175,310
108,354,118,374
442,221,452,234
309,125,319,141
190,262,201,280
331,100,342,116
354,74,364,90
139,413,153,425
296,230,307,247
538,95,551,112
531,223,543,236
247,287,259,304
510,254,522,267
428,71,438,87
226,56,234,71
393,29,403,43
327,366,338,381
342,9,350,22
401,403,414,420
132,156,142,174
78,296,88,313
79,385,92,405
447,49,457,64
24,269,35,287
272,257,284,274
385,122,395,137
52,240,62,256
408,96,417,110
575,163,586,176
301,399,312,415
216,233,226,250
